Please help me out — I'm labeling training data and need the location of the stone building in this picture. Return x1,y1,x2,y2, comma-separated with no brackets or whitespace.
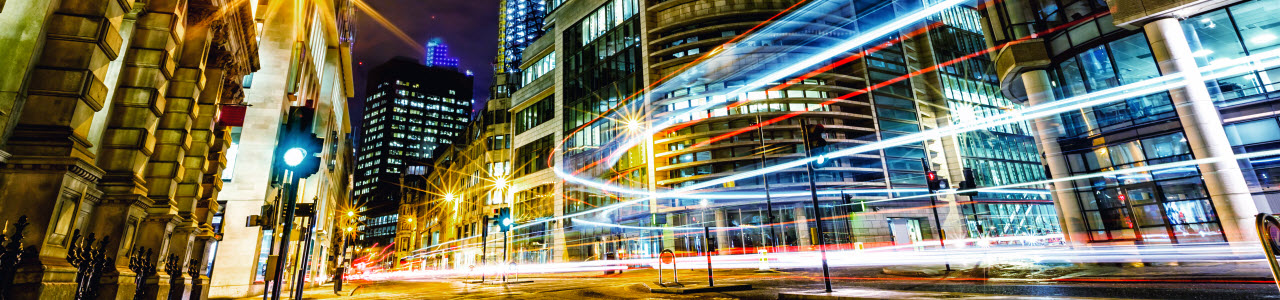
0,0,260,299
207,0,356,298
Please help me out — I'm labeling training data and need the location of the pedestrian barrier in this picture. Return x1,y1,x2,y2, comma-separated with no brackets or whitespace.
0,216,31,300
127,247,155,300
66,230,112,300
657,249,678,287
1256,213,1280,292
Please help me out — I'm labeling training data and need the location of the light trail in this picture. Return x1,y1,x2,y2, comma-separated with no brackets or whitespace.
548,48,1280,218
417,49,1278,259
350,0,425,53
384,241,1267,281
690,10,1111,150
586,0,972,170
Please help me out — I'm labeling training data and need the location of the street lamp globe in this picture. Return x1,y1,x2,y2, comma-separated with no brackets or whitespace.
283,148,306,166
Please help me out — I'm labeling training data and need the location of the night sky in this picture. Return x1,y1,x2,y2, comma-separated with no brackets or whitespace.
349,0,500,135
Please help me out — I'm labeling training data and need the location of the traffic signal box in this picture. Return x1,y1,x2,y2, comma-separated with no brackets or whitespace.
277,106,325,178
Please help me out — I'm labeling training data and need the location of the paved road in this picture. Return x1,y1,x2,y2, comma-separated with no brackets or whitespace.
304,267,1280,299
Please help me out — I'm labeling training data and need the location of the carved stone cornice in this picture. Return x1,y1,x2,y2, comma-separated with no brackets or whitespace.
0,155,104,184
186,0,218,26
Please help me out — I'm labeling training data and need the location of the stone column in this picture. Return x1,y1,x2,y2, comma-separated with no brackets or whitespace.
712,209,731,255
1020,70,1091,245
1144,18,1259,243
794,205,811,247
0,0,128,298
96,0,189,298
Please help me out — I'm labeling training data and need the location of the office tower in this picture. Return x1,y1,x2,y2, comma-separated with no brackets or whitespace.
981,0,1279,244
355,57,473,250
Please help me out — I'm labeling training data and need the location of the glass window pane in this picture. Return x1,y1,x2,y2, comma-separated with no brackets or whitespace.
1078,45,1118,91
1158,177,1209,201
1224,118,1280,146
1109,33,1161,85
1141,132,1190,159
1229,2,1280,54
1184,9,1246,68
1164,200,1217,224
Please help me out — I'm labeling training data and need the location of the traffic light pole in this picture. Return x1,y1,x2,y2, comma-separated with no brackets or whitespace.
799,120,833,292
292,214,317,300
270,170,301,300
921,158,951,272
480,216,488,283
503,230,509,282
755,115,781,253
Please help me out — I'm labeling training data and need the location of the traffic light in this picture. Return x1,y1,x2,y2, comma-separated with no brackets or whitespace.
803,123,828,150
958,168,979,197
925,171,949,191
495,207,513,232
843,193,866,213
926,171,940,191
278,106,325,178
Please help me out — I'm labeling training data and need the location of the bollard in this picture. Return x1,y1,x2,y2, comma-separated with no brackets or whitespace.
703,227,714,287
658,249,677,286
758,250,769,271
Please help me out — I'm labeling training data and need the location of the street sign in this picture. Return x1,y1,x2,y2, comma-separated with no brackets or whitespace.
1256,213,1280,292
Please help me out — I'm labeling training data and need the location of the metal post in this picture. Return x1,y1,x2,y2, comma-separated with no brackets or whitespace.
1255,213,1280,292
922,158,951,272
503,230,509,282
270,170,300,300
800,119,833,292
755,115,781,253
480,216,488,283
293,216,317,300
703,227,714,287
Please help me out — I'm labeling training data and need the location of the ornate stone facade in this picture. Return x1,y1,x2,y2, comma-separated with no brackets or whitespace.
0,0,259,298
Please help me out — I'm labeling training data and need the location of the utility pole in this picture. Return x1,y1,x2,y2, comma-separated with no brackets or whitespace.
800,119,833,292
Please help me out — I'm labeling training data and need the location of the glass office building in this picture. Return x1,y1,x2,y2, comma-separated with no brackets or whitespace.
981,0,1280,244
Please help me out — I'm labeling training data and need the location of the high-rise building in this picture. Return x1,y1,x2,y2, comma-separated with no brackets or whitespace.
424,37,461,69
354,57,474,251
981,0,1280,244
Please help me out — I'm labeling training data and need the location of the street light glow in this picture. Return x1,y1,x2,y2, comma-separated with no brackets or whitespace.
283,148,306,167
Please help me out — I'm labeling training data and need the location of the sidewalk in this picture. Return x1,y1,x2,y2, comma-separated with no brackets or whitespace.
882,261,1274,282
223,282,363,300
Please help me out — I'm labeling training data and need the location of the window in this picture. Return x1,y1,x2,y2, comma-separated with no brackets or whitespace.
222,127,243,182
488,135,510,150
515,135,554,177
515,95,554,134
522,52,557,85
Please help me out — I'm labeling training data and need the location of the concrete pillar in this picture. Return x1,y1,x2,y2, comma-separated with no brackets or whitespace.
794,205,811,247
1144,18,1259,243
1021,70,1091,245
713,209,731,255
